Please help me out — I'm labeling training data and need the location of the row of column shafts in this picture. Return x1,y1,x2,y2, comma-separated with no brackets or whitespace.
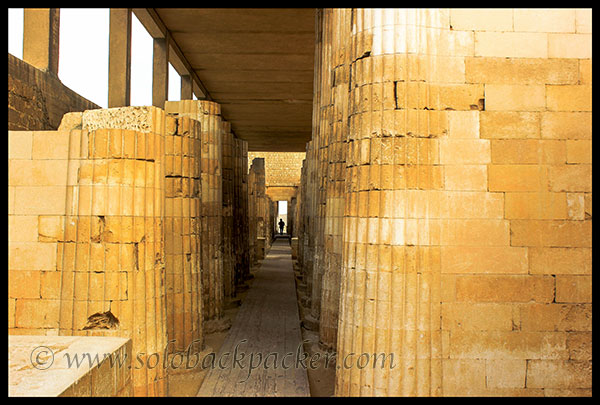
7,101,274,396
9,7,593,397
296,8,592,396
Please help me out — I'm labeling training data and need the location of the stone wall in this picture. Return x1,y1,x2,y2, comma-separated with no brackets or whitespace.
9,106,169,396
247,151,305,187
246,152,303,238
7,7,592,398
8,53,100,131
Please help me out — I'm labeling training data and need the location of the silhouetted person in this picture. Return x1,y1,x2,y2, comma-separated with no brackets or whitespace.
278,219,285,234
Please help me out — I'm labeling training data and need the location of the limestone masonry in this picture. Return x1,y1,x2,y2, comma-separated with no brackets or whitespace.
8,8,592,397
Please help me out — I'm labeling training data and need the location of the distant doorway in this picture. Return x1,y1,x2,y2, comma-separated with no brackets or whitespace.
276,200,288,235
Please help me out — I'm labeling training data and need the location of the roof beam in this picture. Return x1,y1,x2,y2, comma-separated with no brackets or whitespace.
132,8,212,101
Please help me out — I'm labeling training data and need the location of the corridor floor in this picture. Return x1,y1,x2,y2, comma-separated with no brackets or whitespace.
197,238,310,396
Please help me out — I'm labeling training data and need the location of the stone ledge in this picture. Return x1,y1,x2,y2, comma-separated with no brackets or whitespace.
9,335,131,397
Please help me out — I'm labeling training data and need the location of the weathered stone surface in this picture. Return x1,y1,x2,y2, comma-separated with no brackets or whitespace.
8,335,131,397
6,7,593,398
8,54,100,132
299,7,593,397
8,107,169,396
165,100,225,322
163,115,203,353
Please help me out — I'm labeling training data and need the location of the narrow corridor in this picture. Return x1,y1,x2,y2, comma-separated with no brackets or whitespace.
7,8,592,397
197,238,310,397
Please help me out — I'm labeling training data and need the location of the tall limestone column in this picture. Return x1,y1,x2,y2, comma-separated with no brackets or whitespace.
296,161,307,270
165,100,224,322
335,9,450,396
300,141,316,311
231,137,241,283
298,9,326,319
331,7,594,397
319,8,352,351
56,106,169,396
311,11,332,324
163,114,203,354
240,141,250,279
221,122,235,298
232,137,251,287
247,159,258,266
248,158,267,262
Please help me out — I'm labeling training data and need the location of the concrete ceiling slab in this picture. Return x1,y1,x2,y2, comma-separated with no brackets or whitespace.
153,8,316,152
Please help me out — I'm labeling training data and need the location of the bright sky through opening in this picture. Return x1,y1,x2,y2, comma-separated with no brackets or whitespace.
8,8,187,108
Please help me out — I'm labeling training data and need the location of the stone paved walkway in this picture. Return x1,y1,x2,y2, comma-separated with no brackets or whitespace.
197,238,310,397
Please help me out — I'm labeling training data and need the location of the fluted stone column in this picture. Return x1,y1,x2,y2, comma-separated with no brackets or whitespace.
248,160,258,266
233,137,250,286
240,141,250,280
248,158,267,262
56,106,168,396
319,8,352,351
301,142,316,310
221,122,235,298
311,99,330,323
296,161,306,269
335,9,450,396
269,198,276,243
165,100,224,322
163,114,203,354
